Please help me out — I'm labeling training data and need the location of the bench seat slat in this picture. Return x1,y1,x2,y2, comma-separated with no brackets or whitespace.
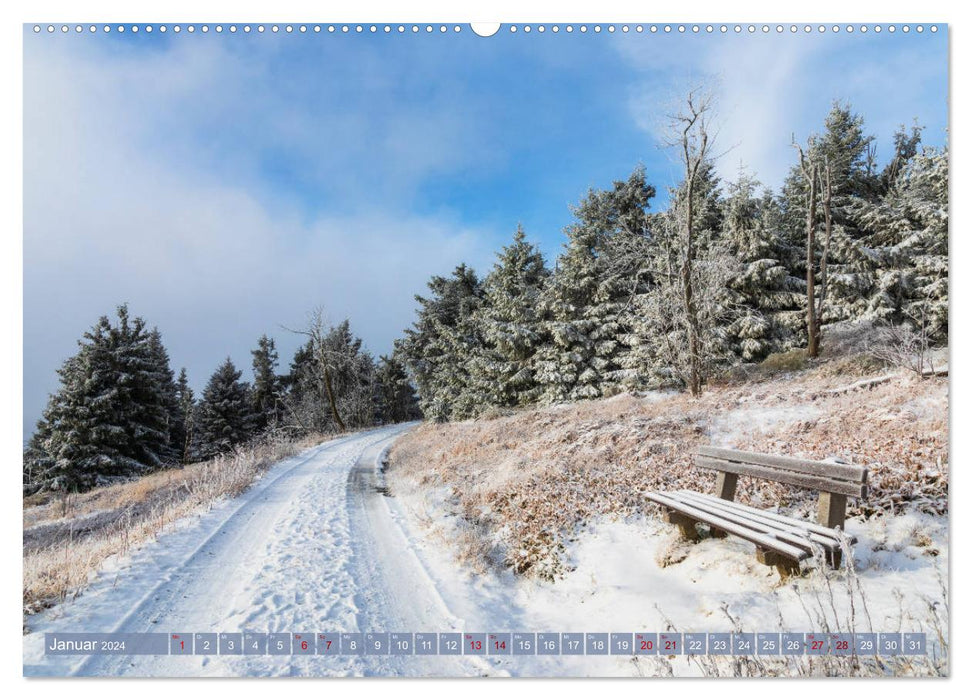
673,491,844,552
694,456,867,498
645,491,810,561
674,490,857,544
696,446,867,484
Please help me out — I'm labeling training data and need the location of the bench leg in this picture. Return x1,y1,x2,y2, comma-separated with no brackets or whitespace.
756,547,801,579
709,473,738,539
663,509,701,541
817,492,847,530
818,492,848,569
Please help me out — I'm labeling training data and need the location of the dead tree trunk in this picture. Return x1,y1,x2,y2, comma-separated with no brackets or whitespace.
682,170,701,396
815,159,834,352
795,141,821,358
322,365,346,432
670,89,713,397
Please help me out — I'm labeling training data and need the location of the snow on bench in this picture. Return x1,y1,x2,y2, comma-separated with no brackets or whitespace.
646,446,867,576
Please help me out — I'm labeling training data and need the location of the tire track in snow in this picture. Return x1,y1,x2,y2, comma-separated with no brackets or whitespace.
23,424,482,677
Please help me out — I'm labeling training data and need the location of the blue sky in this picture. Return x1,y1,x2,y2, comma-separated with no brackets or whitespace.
23,24,948,436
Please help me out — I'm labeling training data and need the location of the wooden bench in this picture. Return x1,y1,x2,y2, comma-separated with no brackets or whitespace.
646,446,867,575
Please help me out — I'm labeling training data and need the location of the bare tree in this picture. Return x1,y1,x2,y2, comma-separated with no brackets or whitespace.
665,88,716,396
866,305,942,378
793,140,835,358
284,308,346,432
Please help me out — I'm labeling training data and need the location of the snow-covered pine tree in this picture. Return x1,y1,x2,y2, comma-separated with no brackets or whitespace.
196,358,255,458
282,340,327,433
281,315,382,432
856,143,948,341
721,170,804,360
24,305,175,491
173,368,196,464
375,353,421,423
396,264,484,421
22,356,79,492
781,102,881,332
250,334,283,433
466,225,549,410
146,328,181,465
534,168,655,403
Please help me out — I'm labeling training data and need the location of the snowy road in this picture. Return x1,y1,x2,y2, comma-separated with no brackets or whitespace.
25,422,945,678
23,425,489,677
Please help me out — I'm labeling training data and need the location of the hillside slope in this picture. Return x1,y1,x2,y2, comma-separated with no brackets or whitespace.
389,351,947,579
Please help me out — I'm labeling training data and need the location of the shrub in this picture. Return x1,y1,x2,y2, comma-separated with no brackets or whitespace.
759,348,808,374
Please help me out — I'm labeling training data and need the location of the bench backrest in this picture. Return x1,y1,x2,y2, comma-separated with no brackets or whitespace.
693,446,868,499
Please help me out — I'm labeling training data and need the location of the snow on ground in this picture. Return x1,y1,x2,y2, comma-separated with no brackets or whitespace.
388,472,947,676
708,402,823,447
23,418,948,678
24,425,488,677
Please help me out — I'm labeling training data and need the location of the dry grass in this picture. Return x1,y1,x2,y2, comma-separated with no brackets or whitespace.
387,354,948,580
637,550,949,678
23,433,328,620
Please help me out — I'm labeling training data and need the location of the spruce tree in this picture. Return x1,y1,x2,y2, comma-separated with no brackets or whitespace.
23,358,78,491
534,168,655,403
321,320,379,428
467,225,549,409
172,368,196,463
721,171,804,360
23,305,175,491
857,144,948,341
283,341,325,432
197,358,254,458
146,328,181,464
781,102,880,332
625,160,732,390
397,264,484,421
250,335,283,433
375,353,420,423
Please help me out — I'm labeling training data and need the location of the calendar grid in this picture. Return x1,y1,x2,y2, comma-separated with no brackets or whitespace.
44,632,927,657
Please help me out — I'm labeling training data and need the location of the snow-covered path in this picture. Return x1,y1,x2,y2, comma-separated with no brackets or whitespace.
23,425,488,677
23,422,946,678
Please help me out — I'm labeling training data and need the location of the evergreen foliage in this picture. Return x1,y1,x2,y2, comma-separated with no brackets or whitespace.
396,264,484,421
250,335,283,432
23,305,178,491
397,102,947,417
24,99,949,475
196,358,254,459
375,353,421,423
721,170,804,360
534,168,655,402
466,225,549,409
173,368,196,464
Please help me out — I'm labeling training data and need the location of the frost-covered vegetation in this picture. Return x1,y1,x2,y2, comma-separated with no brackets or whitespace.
23,432,326,617
24,305,420,495
396,99,948,421
388,328,948,581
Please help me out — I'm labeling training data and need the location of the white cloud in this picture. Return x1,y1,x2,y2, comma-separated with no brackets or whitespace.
23,34,498,432
614,32,947,190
